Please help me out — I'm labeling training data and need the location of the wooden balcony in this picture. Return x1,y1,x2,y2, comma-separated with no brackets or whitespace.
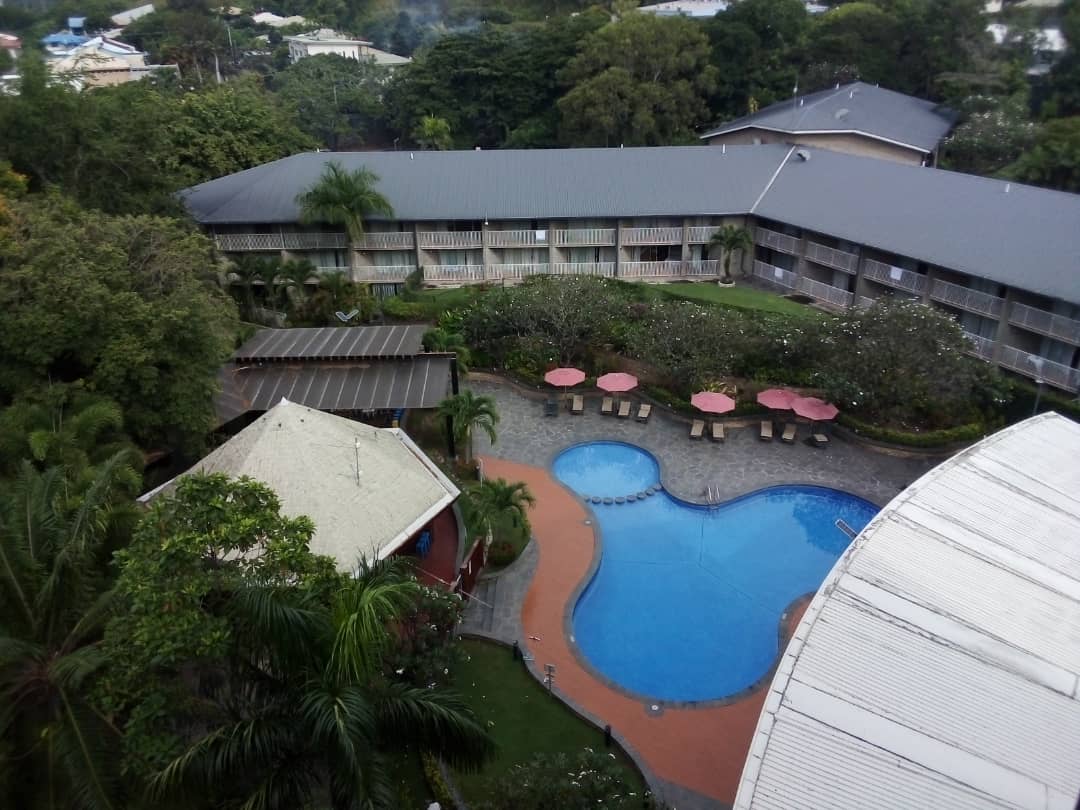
552,228,617,246
214,232,349,252
752,260,796,289
620,260,721,279
685,226,718,243
353,265,415,282
417,231,483,249
862,259,929,295
930,279,1005,319
622,226,683,245
999,345,1079,392
486,229,550,247
962,331,996,361
754,227,800,255
1008,302,1080,346
796,276,853,309
354,232,415,250
805,241,858,274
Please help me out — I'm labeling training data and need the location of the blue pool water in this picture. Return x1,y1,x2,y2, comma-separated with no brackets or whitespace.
552,441,878,702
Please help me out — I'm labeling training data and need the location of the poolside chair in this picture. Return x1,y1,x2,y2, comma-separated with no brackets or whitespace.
571,394,584,415
812,431,829,447
760,420,773,441
636,403,652,423
543,398,559,417
781,423,797,443
710,422,725,442
617,400,632,419
690,419,705,439
601,396,614,416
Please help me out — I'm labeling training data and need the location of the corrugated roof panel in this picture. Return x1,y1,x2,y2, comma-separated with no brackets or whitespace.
233,326,426,361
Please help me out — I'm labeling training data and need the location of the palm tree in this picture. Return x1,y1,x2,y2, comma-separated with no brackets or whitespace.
412,115,452,151
0,453,140,810
466,478,535,541
281,259,316,308
436,391,499,464
423,327,472,373
150,556,494,809
708,224,754,284
295,162,394,245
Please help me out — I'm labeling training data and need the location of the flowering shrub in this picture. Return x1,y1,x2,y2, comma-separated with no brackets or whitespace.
384,583,465,688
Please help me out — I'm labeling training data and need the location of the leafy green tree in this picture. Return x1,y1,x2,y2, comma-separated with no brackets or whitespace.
708,224,753,283
1008,116,1080,192
297,161,394,243
943,92,1039,175
437,390,499,463
423,326,472,372
803,3,905,87
558,13,718,146
1041,0,1080,116
413,114,452,150
0,453,141,810
0,194,237,452
291,271,377,326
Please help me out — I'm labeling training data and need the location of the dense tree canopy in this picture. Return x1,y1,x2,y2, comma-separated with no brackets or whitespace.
1009,116,1080,192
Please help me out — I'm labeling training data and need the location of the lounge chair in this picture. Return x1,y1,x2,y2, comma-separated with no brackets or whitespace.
760,420,773,441
617,400,631,419
710,422,725,442
636,403,652,423
690,419,705,439
601,396,614,415
812,431,829,447
571,394,584,415
781,423,797,443
543,398,559,417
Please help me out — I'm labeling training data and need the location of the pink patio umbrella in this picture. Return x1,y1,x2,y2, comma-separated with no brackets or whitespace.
691,391,736,415
596,372,639,394
756,388,799,411
543,367,586,388
791,396,840,422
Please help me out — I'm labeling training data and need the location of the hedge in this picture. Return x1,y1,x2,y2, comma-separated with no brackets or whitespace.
421,752,458,810
837,413,987,448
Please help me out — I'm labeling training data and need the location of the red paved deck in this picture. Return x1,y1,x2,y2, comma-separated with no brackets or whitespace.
480,455,807,805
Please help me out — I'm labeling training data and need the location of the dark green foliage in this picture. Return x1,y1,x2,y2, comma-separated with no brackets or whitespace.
1008,116,1080,192
486,539,517,567
383,584,466,688
836,413,988,448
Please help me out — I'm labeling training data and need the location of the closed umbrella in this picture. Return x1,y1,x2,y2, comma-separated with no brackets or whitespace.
756,388,799,411
791,396,839,422
691,391,736,415
596,372,638,393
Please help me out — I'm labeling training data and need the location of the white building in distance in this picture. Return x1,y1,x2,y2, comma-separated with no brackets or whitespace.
285,29,411,68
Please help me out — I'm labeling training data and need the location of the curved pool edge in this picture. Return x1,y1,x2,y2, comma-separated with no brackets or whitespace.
549,439,874,708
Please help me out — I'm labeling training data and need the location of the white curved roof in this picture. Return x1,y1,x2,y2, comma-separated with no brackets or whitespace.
735,413,1080,810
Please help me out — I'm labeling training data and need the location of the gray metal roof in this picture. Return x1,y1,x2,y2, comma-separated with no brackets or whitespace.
180,145,787,225
754,147,1080,305
234,325,426,362
700,82,957,153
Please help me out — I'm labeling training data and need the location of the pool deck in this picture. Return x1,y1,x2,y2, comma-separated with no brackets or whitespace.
462,377,939,808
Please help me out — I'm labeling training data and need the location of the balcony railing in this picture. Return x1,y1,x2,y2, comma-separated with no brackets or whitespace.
620,260,721,278
962,331,996,360
753,260,796,289
417,231,483,249
805,241,858,274
487,263,550,280
856,296,875,310
423,265,486,283
214,232,349,252
486,229,549,247
354,232,414,250
999,345,1079,392
930,279,1004,319
1008,302,1080,346
796,276,853,309
354,265,415,282
548,262,616,277
862,259,929,295
622,227,683,245
754,227,800,255
315,265,349,277
685,226,718,243
552,228,617,246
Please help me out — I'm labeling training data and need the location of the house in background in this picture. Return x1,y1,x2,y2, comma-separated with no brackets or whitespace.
285,29,411,68
252,11,309,28
700,82,957,166
638,0,827,16
109,3,155,28
0,33,21,60
46,36,179,89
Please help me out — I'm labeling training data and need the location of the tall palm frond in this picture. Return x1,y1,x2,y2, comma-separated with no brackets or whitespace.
436,391,499,463
709,224,753,283
295,162,394,243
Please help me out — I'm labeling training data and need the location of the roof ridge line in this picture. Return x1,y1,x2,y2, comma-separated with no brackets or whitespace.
750,145,795,214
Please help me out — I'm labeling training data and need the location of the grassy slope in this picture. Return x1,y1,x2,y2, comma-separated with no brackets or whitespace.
654,281,822,318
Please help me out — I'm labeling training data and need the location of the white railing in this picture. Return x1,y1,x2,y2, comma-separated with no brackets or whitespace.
685,226,717,243
962,331,996,360
355,232,414,250
862,259,928,295
619,260,721,278
354,265,415,282
1008,302,1080,346
754,226,800,255
487,263,549,280
315,265,349,277
417,231,483,249
424,264,486,283
753,260,796,289
284,232,349,250
856,296,875,310
805,241,858,274
797,276,854,309
930,279,1004,318
553,228,617,246
622,227,683,245
486,230,549,247
548,262,616,277
215,233,284,251
999,345,1079,392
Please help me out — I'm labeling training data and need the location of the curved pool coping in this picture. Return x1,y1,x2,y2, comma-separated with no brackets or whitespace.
549,439,878,709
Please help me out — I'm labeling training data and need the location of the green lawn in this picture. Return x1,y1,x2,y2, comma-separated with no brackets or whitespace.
414,285,484,310
452,638,645,802
654,281,822,317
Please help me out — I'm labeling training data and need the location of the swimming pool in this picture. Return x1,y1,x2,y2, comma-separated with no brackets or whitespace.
552,441,878,702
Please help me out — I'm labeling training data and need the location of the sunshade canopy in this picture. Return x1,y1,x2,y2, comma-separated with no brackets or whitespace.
596,372,639,393
691,391,736,415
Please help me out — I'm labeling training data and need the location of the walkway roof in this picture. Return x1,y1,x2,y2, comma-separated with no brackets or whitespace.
735,413,1080,809
234,325,426,362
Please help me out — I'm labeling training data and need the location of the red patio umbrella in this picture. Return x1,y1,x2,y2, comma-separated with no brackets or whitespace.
543,367,586,388
792,396,839,421
691,391,736,415
596,372,639,393
756,388,799,411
